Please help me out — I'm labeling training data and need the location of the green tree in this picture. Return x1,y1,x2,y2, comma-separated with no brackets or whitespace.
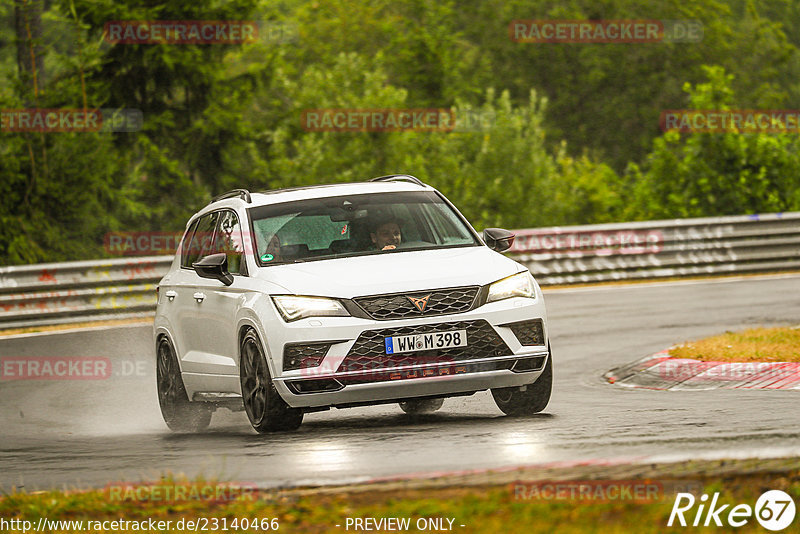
625,65,800,220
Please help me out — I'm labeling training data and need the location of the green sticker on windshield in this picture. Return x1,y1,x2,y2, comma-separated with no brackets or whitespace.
260,253,274,262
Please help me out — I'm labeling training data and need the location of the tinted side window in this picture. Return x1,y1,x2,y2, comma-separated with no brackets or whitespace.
213,211,245,275
184,212,219,268
180,219,200,268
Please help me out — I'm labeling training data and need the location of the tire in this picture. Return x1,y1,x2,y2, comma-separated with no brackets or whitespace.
239,329,303,433
156,336,213,432
491,344,553,416
399,397,444,415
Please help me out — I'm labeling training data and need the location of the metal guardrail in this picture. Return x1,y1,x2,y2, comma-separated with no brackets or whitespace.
0,212,798,329
0,257,170,329
508,212,800,285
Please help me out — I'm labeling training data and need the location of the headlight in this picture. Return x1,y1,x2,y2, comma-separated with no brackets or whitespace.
487,272,535,303
272,296,350,322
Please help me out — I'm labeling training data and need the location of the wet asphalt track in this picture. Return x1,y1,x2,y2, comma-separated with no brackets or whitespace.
1,275,799,491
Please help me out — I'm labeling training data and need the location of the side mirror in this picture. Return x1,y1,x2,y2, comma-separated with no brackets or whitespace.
483,228,515,252
192,253,234,286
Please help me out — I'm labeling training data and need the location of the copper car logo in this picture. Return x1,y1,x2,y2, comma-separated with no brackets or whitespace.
408,294,432,312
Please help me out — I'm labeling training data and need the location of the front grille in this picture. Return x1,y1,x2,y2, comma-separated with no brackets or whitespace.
504,319,545,346
283,343,330,371
337,319,511,373
354,286,480,320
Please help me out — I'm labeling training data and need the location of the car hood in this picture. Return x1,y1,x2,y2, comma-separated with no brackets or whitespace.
254,246,524,298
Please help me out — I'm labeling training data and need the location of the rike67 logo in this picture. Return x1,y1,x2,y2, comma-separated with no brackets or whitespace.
668,490,796,530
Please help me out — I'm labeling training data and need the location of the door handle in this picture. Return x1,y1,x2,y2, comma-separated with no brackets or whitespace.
164,290,177,302
193,292,206,303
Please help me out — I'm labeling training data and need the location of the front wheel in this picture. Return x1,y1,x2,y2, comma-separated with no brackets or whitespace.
239,329,303,433
491,345,553,416
156,336,213,432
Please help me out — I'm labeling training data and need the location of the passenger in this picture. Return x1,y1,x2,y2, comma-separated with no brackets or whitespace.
370,217,402,251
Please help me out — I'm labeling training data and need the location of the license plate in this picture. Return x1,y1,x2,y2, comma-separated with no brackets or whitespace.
384,329,468,354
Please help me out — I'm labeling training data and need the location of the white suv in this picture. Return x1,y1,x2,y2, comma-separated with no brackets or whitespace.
154,175,552,432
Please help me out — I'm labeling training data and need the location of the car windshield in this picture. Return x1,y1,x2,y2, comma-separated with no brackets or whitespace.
249,191,479,265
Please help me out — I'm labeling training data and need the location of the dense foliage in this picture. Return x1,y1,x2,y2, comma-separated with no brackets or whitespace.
2,0,800,264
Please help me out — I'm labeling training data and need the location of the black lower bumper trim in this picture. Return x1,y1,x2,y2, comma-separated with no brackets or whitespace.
511,355,546,373
286,378,344,394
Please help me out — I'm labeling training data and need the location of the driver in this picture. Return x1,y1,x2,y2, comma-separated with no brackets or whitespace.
370,217,402,251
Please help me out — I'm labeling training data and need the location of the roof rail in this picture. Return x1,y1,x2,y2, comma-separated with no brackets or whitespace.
210,189,251,204
369,174,426,187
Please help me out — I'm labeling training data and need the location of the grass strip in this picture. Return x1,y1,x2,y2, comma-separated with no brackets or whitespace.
670,326,800,363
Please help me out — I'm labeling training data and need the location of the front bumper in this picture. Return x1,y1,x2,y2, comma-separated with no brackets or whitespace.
269,296,548,409
277,354,548,408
